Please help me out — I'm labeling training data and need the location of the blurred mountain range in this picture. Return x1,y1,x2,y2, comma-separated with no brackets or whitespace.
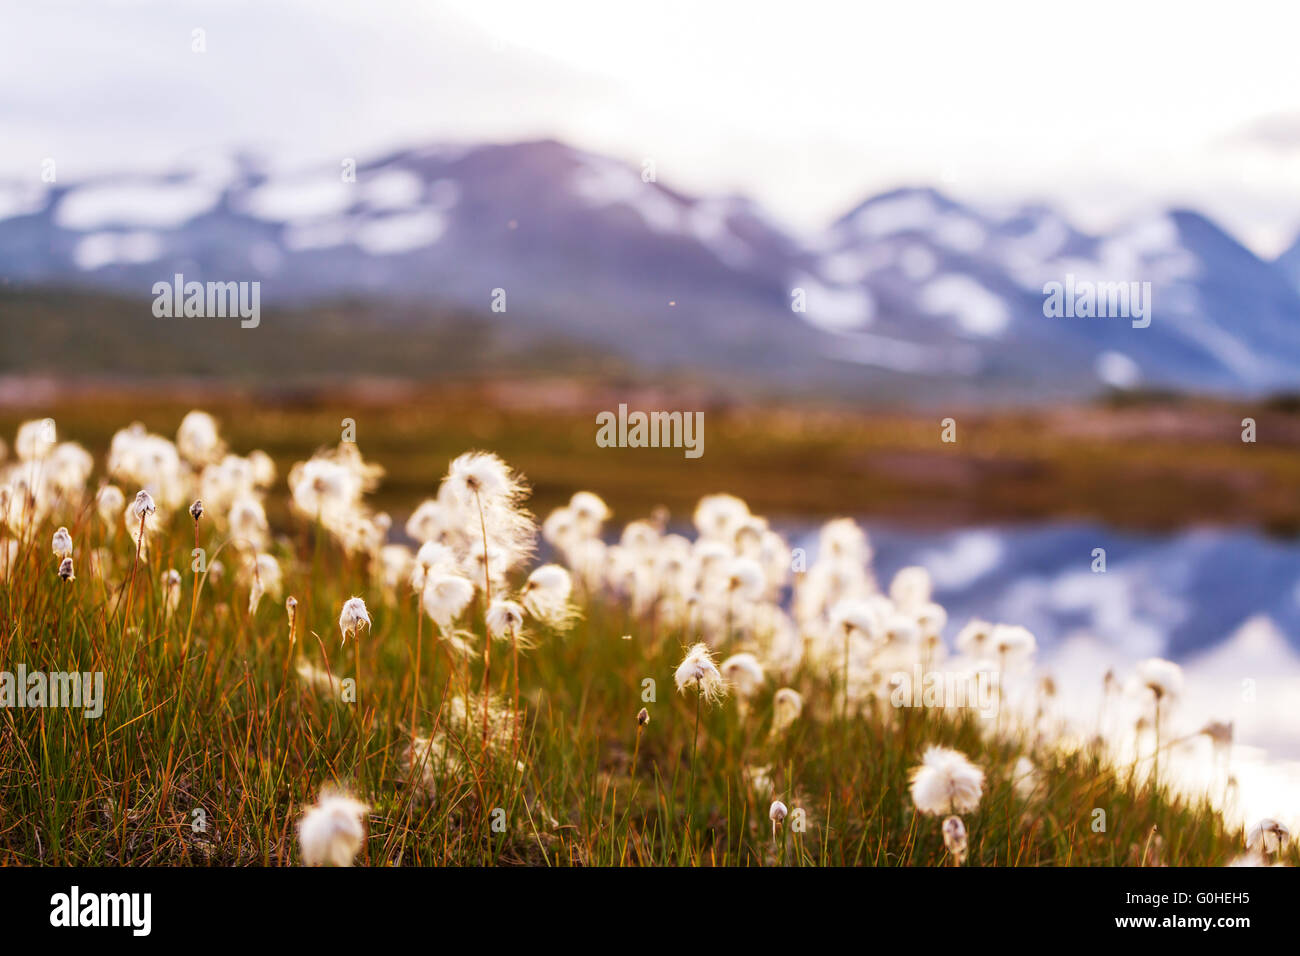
3,139,1300,401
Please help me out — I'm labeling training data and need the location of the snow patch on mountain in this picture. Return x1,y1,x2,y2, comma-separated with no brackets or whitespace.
919,274,1009,336
73,231,163,270
57,181,218,231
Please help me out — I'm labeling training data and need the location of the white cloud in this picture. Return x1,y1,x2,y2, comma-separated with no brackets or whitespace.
3,0,1300,253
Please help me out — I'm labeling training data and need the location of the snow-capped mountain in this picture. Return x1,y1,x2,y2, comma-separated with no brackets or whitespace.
2,139,1299,400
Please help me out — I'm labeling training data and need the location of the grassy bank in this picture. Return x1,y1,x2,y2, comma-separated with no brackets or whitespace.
0,417,1279,866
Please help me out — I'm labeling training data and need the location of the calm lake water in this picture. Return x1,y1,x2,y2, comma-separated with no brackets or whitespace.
798,521,1300,660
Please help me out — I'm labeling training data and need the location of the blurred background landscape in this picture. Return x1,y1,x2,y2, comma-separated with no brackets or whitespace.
3,0,1300,797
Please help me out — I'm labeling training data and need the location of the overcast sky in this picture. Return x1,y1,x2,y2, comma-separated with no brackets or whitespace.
5,0,1300,253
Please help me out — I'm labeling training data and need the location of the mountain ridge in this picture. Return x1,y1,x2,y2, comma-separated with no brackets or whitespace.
2,138,1299,401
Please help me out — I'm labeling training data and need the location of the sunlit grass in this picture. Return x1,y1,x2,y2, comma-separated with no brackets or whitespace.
0,500,1274,867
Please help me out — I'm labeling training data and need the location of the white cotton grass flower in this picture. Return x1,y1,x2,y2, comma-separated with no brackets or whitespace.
443,451,536,581
297,789,369,867
45,442,94,500
889,565,932,612
51,526,73,559
721,556,766,602
1246,819,1290,856
132,488,157,518
446,450,522,505
689,493,747,544
990,624,1036,668
620,519,660,553
1200,720,1234,749
411,540,457,589
95,485,125,528
1135,657,1184,703
521,563,577,630
909,745,985,816
485,598,528,646
108,425,187,511
568,490,611,537
15,418,57,460
674,642,727,704
123,490,159,552
161,569,182,617
176,410,225,466
914,601,948,646
295,659,343,698
878,611,922,655
541,506,578,550
289,449,372,518
405,496,456,545
57,556,75,582
422,572,476,635
248,449,276,488
287,445,379,541
339,596,371,646
829,597,883,643
719,652,765,699
769,800,788,840
227,495,270,551
954,618,995,659
817,517,873,566
771,687,803,736
377,544,413,602
461,537,511,593
942,815,968,865
243,552,282,614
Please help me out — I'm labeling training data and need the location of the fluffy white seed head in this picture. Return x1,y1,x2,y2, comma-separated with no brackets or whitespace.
721,556,766,602
954,618,994,659
909,746,985,816
771,687,803,736
693,493,750,542
1246,818,1290,856
674,642,727,704
991,624,1037,665
422,572,475,632
95,485,125,527
521,563,577,630
486,598,527,643
568,490,611,537
177,410,225,466
132,489,156,519
297,790,369,867
942,815,968,863
16,419,57,460
447,451,519,504
817,517,872,567
161,568,182,616
339,597,371,646
245,553,282,614
1135,657,1183,702
889,566,932,611
719,652,765,699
